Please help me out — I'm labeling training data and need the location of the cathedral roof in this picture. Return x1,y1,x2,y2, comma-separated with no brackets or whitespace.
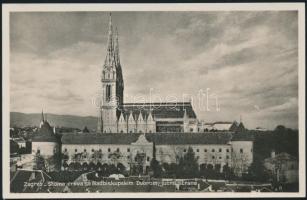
32,121,57,143
120,102,197,120
61,132,252,145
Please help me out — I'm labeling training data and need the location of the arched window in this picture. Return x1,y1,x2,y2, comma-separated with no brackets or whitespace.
106,85,111,102
103,71,105,79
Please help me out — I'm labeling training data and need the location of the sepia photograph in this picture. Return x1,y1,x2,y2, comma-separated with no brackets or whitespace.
2,3,306,198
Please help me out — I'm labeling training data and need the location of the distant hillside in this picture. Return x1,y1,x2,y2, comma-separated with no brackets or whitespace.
10,112,98,130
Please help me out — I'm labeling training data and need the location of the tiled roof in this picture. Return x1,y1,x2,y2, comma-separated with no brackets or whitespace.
231,132,254,141
121,102,197,120
146,132,233,145
32,121,57,142
61,132,248,145
62,133,140,145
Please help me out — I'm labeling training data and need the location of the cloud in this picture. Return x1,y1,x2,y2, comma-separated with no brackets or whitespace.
9,11,299,129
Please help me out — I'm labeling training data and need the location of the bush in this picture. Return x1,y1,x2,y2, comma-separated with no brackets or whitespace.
48,171,84,182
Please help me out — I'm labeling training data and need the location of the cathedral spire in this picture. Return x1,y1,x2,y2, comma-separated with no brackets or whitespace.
104,13,115,67
114,27,121,66
107,13,113,52
41,109,45,122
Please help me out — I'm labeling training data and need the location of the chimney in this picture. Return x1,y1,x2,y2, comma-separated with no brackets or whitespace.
271,150,276,158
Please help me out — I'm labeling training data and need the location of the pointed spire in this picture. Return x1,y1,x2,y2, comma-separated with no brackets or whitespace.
138,111,144,122
104,13,115,68
107,12,113,52
128,110,134,121
114,27,120,66
147,110,154,122
119,111,125,122
41,109,45,122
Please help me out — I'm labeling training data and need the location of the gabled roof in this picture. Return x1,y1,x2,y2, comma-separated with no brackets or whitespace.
120,102,197,120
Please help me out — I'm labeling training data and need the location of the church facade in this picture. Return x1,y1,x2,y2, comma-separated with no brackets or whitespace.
97,14,199,134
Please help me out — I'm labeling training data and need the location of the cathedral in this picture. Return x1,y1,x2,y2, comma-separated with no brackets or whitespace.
97,14,198,134
29,13,253,176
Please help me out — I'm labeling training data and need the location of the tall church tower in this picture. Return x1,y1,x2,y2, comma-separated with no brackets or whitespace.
98,13,124,133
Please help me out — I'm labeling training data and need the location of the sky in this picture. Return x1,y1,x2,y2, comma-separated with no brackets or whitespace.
10,11,298,130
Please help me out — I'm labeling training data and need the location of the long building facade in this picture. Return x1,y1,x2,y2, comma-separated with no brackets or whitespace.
61,132,253,176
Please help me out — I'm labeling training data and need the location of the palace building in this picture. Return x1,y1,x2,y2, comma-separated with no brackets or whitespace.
31,13,254,176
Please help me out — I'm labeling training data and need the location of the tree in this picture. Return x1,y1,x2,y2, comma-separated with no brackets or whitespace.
134,152,146,175
247,161,270,182
108,164,118,174
274,125,286,133
117,163,126,174
109,151,122,166
34,153,46,170
150,159,162,178
176,147,199,178
223,163,233,181
10,140,19,154
150,142,163,178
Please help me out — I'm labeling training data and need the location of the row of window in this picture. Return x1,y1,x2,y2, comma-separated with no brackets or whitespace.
183,148,231,153
183,148,249,154
71,154,151,162
72,153,228,161
196,155,230,160
66,148,250,154
67,148,131,153
104,130,154,134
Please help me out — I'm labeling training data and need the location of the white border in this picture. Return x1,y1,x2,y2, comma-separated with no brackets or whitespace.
2,3,306,199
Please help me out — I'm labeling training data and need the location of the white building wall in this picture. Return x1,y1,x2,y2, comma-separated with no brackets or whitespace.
62,140,253,175
32,142,58,157
155,144,232,170
230,141,253,176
